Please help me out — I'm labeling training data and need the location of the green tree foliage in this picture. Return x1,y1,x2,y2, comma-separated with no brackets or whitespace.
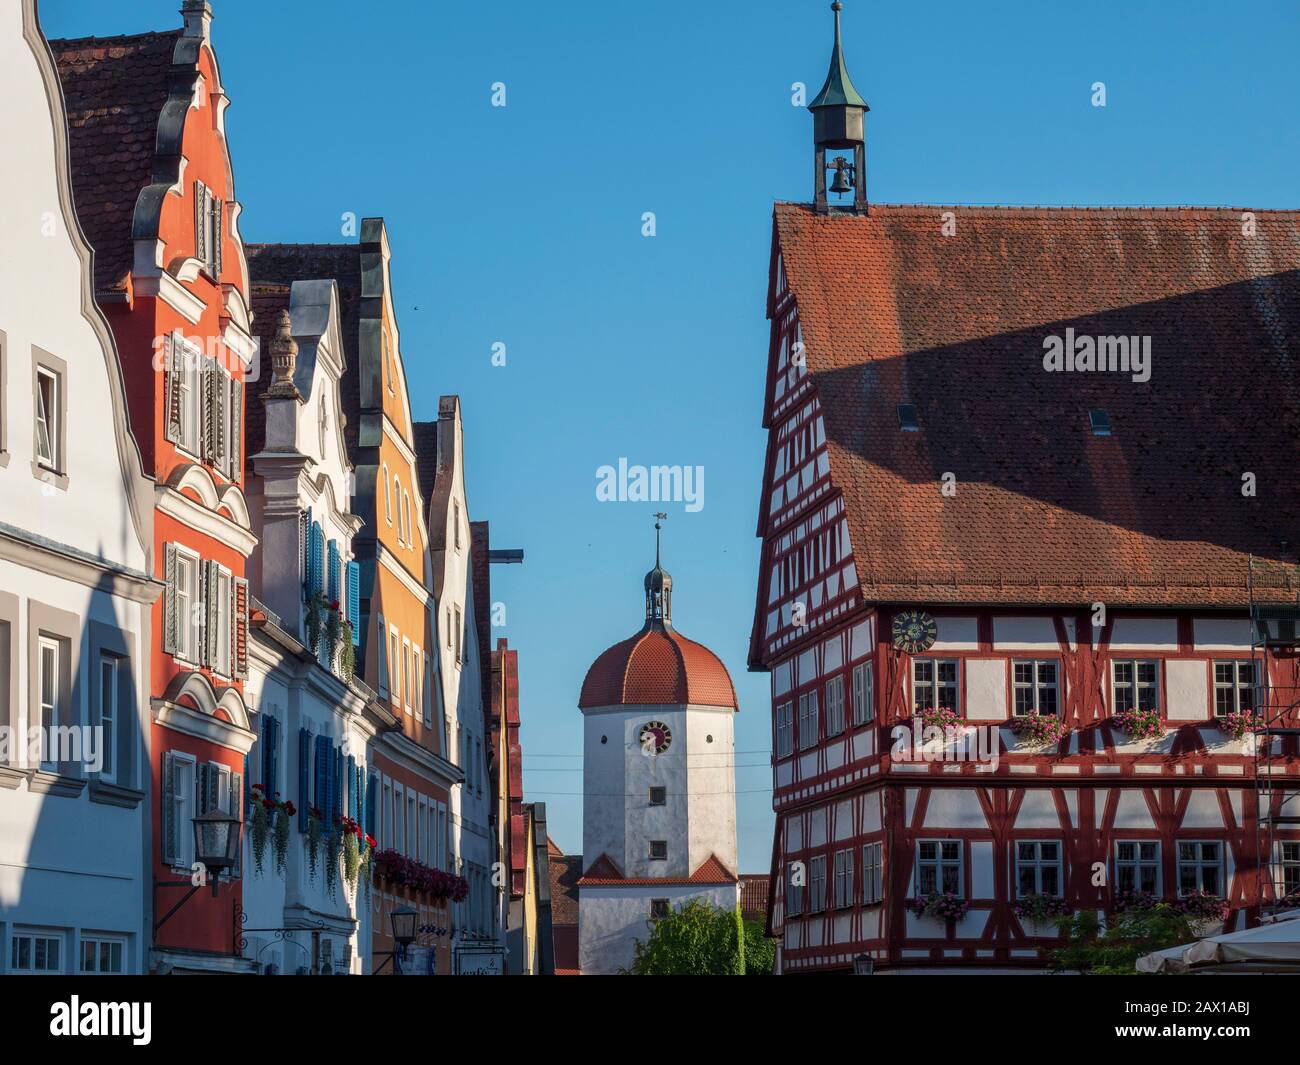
626,898,746,975
1049,905,1195,975
742,918,776,975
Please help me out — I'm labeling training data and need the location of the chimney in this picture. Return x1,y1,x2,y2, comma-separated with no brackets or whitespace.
181,0,213,41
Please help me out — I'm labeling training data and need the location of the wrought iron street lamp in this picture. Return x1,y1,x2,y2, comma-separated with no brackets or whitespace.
193,808,241,895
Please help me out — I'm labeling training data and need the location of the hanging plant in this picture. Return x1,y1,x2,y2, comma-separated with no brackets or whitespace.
1113,705,1162,740
917,706,963,732
341,815,363,891
273,799,295,876
324,604,341,671
1219,709,1256,741
249,784,271,876
306,807,324,884
1009,712,1070,746
305,591,327,654
1013,893,1072,922
1112,889,1159,913
325,820,342,897
338,622,356,683
360,832,376,899
1176,890,1230,922
908,891,970,922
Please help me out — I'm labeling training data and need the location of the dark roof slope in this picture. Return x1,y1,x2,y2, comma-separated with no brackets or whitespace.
51,31,181,295
773,203,1300,607
246,244,363,454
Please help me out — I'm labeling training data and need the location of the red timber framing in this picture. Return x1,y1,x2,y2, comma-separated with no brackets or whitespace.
750,219,1300,972
53,2,258,969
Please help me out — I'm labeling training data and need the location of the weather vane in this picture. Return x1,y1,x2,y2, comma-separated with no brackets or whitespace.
653,512,667,566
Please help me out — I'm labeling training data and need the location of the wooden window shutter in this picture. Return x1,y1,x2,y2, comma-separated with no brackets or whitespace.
200,360,214,464
365,771,378,837
194,181,207,265
229,768,242,876
213,369,227,472
228,377,242,483
163,543,178,655
334,746,343,819
347,562,360,645
162,751,178,865
197,561,212,667
314,734,328,815
232,575,249,680
309,522,324,596
327,540,339,602
298,728,310,830
164,334,183,444
346,755,356,821
299,509,311,591
211,195,223,279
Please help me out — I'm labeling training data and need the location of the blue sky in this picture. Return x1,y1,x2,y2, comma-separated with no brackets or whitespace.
41,0,1300,869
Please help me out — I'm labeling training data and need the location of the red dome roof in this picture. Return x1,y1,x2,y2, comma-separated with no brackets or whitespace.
579,625,738,710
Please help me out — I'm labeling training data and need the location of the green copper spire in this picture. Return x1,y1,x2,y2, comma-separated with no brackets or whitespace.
809,2,868,112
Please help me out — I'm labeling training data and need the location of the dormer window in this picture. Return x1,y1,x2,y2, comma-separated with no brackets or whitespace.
1089,409,1111,436
897,403,918,431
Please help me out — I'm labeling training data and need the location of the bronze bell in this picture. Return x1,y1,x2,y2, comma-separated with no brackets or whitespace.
829,156,854,194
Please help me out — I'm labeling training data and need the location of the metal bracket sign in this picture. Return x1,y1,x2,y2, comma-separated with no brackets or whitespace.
454,945,506,975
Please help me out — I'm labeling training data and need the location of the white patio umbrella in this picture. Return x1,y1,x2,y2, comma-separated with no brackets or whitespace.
1136,911,1300,974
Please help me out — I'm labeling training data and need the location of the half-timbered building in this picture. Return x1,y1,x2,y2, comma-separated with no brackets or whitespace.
754,3,1300,973
53,0,258,974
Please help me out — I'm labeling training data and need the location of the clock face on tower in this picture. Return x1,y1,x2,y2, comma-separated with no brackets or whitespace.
639,720,672,756
892,610,938,654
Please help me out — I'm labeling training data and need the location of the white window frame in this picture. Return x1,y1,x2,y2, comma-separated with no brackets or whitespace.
862,841,883,904
79,934,127,974
786,862,804,916
453,604,463,666
833,847,854,909
383,464,392,524
1114,840,1161,895
422,651,432,727
172,752,197,870
852,661,874,726
797,690,819,750
394,781,406,856
34,366,58,469
213,565,232,679
1177,840,1224,897
912,659,960,715
9,929,65,974
775,701,794,759
38,635,60,771
1014,840,1063,897
1012,659,1060,716
1111,659,1160,715
176,338,202,459
825,675,846,737
173,547,200,665
915,839,963,897
1280,841,1300,898
1213,660,1256,717
389,626,400,706
402,638,413,716
98,653,119,784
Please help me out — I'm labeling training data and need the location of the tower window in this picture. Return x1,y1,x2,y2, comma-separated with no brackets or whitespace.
650,899,669,920
897,404,919,432
648,787,666,806
649,840,667,861
1089,409,1111,436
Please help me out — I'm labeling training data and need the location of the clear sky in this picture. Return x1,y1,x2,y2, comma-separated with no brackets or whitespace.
41,0,1300,869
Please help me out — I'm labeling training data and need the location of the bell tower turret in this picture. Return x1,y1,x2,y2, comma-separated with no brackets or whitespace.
810,1,869,215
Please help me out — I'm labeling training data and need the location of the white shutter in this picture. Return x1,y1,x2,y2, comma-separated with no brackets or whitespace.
194,180,207,266
163,543,178,655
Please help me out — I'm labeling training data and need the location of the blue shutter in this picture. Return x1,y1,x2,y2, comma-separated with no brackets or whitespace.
347,562,361,645
314,735,328,815
270,717,280,799
300,509,311,590
309,522,324,595
298,728,310,830
347,755,357,821
365,771,378,837
333,747,343,820
327,541,340,602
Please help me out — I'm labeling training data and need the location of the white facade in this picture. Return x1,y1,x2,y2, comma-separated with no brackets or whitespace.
578,883,738,975
0,0,158,974
242,281,388,973
424,396,498,946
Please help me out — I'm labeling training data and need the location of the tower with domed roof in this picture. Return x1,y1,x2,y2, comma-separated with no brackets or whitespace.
575,522,740,974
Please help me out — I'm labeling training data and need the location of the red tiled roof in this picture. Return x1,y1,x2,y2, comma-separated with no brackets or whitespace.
548,850,581,928
579,624,737,709
577,853,738,886
51,31,182,296
739,874,771,922
772,202,1300,608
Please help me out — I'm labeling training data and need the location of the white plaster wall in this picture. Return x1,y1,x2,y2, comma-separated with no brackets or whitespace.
1193,618,1251,651
1109,618,1178,649
1166,659,1210,721
964,658,1007,720
993,616,1072,650
685,705,737,875
933,616,978,650
578,883,739,975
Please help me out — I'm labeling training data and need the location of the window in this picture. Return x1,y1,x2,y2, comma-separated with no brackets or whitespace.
862,842,883,904
165,753,196,868
80,936,125,974
825,676,846,737
786,862,804,916
214,568,232,676
1013,660,1059,716
649,840,667,861
376,614,388,695
650,899,669,920
407,792,417,858
454,604,463,664
10,931,62,974
1214,660,1256,716
383,464,392,524
38,637,60,770
381,779,392,850
808,855,827,912
915,840,963,896
423,651,432,727
194,180,222,278
453,501,462,551
170,549,200,663
833,848,854,908
1281,842,1300,897
852,662,874,726
1015,841,1062,896
913,659,959,713
176,339,201,457
394,478,403,540
897,403,918,431
775,702,793,759
394,784,406,855
403,491,412,546
797,690,819,750
35,366,58,469
402,640,412,715
389,629,400,705
1178,841,1223,896
1115,841,1160,894
648,786,666,806
98,655,119,783
1112,660,1159,714
445,607,453,650
1089,408,1111,436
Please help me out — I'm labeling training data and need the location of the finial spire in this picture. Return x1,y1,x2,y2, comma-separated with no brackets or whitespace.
644,513,673,628
265,308,303,400
654,511,667,567
810,1,868,112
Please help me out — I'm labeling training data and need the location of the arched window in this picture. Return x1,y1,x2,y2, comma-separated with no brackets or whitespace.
383,464,392,524
395,477,404,543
